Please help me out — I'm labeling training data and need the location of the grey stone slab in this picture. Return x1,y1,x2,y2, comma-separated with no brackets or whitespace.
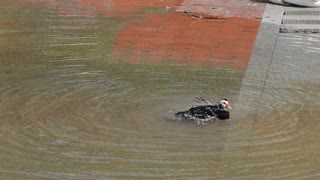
260,87,320,106
284,7,320,13
280,8,320,32
237,4,285,105
282,15,320,21
261,5,285,25
280,24,320,32
238,4,320,109
273,33,320,65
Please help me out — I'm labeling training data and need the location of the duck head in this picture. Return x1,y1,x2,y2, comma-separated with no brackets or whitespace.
218,99,232,110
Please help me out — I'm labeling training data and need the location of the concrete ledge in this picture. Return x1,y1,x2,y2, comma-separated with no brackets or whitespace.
236,4,284,109
237,4,320,110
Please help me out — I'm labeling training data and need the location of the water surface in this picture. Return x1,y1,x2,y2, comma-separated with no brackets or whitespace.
1,1,320,179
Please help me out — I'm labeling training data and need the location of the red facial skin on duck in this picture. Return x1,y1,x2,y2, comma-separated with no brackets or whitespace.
223,102,232,110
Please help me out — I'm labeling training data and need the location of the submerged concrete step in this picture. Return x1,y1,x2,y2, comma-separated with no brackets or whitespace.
282,15,320,21
280,8,320,33
280,25,320,33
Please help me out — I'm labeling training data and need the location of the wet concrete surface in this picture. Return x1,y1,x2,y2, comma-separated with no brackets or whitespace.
238,4,320,110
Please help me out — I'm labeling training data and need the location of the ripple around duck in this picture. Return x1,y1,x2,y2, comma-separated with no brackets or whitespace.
2,82,320,179
1,74,229,178
2,1,320,178
2,64,320,179
217,104,320,179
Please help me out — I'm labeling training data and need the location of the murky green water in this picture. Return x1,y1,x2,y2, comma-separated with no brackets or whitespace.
1,1,320,179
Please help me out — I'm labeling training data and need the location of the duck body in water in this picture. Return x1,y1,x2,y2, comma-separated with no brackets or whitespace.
175,98,232,121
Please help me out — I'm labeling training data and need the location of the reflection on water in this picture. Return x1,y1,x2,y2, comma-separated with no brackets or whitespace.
1,1,320,179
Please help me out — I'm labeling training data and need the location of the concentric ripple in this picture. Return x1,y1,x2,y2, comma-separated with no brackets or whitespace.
1,1,320,179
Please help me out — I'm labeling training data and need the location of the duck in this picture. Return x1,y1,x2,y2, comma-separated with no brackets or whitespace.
269,0,320,7
175,97,232,121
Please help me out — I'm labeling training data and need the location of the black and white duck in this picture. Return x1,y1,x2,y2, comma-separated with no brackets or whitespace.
175,97,232,121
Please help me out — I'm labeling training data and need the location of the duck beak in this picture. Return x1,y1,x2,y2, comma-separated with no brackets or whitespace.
226,104,232,110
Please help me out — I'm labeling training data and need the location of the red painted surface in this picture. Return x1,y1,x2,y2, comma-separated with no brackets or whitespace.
112,14,261,67
108,0,266,67
22,0,266,68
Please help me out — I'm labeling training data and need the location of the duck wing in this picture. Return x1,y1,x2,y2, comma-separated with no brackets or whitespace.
188,105,218,119
194,97,213,105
